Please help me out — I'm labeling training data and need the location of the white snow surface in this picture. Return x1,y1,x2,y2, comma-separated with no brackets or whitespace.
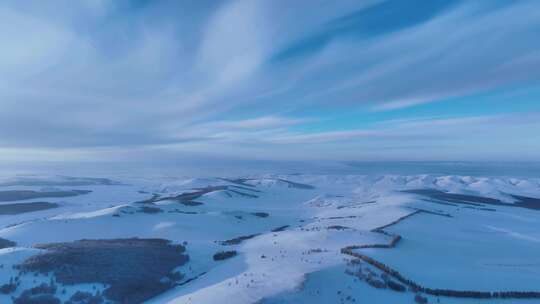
0,174,539,303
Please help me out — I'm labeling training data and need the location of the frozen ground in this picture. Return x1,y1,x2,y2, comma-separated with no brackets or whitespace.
0,174,539,303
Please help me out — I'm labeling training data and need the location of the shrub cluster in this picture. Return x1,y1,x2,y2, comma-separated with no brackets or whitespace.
213,251,237,261
12,282,60,304
0,237,16,249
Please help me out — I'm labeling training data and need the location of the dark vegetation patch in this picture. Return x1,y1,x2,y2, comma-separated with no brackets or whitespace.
137,206,162,214
133,194,160,204
510,194,540,210
13,282,60,304
137,184,261,207
14,294,61,304
179,200,204,206
133,189,212,206
116,207,137,216
251,212,269,218
227,189,259,198
271,225,289,232
233,178,314,189
65,291,104,304
229,185,262,193
177,271,207,287
337,201,377,209
276,179,315,189
0,237,16,249
414,294,428,304
0,190,91,202
219,234,261,246
306,248,326,254
168,209,198,215
170,186,227,202
365,276,386,289
0,276,19,294
387,279,406,292
213,250,237,261
409,208,452,218
219,178,256,187
0,202,59,215
403,189,499,205
403,189,540,211
222,177,314,189
318,215,361,220
18,238,189,304
327,225,350,231
155,186,229,203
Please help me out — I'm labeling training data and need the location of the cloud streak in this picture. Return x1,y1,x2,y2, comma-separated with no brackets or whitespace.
0,0,539,164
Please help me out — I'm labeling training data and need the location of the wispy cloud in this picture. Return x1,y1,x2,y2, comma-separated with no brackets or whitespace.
275,1,540,111
0,1,539,164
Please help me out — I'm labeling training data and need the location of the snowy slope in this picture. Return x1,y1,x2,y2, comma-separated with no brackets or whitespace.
0,174,539,303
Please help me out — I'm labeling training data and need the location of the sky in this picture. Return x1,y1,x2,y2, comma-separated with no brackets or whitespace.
1,0,540,172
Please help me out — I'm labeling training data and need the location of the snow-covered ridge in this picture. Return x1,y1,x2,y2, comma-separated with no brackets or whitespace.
0,173,539,304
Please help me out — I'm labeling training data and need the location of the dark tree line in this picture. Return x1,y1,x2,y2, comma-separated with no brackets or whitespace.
341,209,540,300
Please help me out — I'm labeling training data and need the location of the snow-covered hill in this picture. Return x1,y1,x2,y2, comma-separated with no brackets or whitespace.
0,174,539,303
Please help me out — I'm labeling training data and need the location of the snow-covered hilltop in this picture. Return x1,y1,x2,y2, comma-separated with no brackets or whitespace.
0,174,539,304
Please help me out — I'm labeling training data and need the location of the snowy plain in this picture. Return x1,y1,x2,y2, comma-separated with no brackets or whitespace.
0,173,539,303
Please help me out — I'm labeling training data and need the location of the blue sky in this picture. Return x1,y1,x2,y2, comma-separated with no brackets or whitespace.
0,0,539,167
